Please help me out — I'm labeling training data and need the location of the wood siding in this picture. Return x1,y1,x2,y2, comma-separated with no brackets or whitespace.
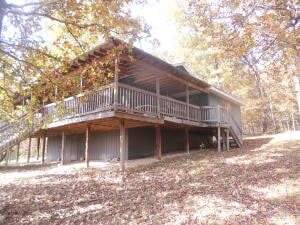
128,127,155,159
47,127,213,162
47,131,128,161
89,130,128,160
162,129,185,153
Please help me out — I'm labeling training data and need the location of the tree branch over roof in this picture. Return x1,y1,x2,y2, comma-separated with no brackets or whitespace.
0,0,149,119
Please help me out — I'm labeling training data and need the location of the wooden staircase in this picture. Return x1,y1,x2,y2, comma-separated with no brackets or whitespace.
0,114,43,163
228,115,243,148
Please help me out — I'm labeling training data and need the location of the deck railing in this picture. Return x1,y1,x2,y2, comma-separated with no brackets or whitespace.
118,84,158,115
160,95,187,119
41,83,230,124
42,85,115,119
0,83,239,157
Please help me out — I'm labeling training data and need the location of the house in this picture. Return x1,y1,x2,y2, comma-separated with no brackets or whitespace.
0,38,244,170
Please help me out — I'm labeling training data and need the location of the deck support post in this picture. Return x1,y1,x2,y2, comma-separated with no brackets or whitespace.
184,127,190,154
41,134,46,164
85,125,90,168
155,125,162,160
114,57,119,108
226,128,230,151
222,128,226,151
217,105,221,152
16,143,20,163
36,138,40,160
120,119,125,171
27,137,31,163
217,126,221,152
186,85,189,120
61,132,66,165
156,79,160,116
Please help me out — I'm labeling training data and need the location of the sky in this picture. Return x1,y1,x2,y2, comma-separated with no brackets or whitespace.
5,0,179,53
132,0,179,55
3,0,181,64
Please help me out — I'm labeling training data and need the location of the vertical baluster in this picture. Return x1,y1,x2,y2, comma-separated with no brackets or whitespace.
86,96,88,113
144,93,147,112
130,89,132,110
86,95,89,112
96,89,99,108
107,88,110,107
150,95,151,113
104,87,106,107
100,90,102,108
134,91,136,110
123,89,126,108
144,93,146,112
108,87,110,106
136,91,139,111
130,90,133,109
127,88,130,109
126,88,128,109
127,89,129,109
136,91,138,111
111,87,113,106
118,87,120,107
131,89,134,110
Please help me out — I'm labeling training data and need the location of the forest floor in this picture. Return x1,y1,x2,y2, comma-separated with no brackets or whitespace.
0,132,299,225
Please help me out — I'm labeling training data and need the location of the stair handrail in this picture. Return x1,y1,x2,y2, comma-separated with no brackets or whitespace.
229,114,243,145
0,109,44,155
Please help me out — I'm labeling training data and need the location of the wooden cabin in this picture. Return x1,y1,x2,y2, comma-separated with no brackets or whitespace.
0,39,243,170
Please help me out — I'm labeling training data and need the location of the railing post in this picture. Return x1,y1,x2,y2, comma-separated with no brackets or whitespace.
186,85,189,120
217,105,220,123
114,57,119,110
156,79,160,116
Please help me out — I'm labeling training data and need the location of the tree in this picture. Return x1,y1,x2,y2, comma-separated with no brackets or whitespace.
0,0,149,119
167,0,299,133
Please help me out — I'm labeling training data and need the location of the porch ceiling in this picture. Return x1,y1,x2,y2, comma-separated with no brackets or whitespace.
69,39,210,96
119,60,203,98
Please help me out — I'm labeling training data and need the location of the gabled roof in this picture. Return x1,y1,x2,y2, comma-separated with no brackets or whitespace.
70,37,244,106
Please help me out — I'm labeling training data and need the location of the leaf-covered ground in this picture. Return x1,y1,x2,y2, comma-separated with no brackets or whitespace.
0,132,299,225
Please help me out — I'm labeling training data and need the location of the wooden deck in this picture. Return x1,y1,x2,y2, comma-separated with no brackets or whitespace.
0,82,243,166
42,83,230,129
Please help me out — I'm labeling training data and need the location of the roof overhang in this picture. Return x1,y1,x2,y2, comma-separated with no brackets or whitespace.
209,87,245,106
70,38,244,106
